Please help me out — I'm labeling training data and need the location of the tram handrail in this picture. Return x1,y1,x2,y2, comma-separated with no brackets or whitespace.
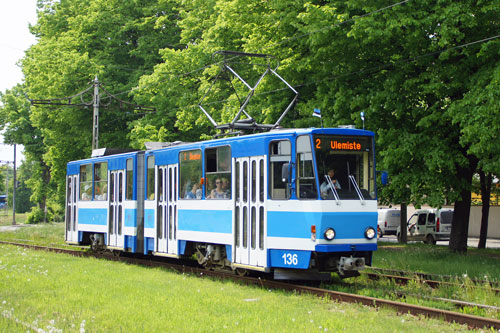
325,175,340,205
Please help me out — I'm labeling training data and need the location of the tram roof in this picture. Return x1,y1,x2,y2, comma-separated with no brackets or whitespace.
67,127,374,169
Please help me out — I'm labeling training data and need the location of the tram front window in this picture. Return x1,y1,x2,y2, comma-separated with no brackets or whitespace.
313,135,375,200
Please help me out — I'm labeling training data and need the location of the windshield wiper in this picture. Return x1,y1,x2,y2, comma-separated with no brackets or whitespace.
348,175,365,204
325,175,340,205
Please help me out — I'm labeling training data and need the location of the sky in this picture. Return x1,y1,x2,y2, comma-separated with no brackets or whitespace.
0,0,38,166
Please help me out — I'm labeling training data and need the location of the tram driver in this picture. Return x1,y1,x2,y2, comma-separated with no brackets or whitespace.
320,168,341,199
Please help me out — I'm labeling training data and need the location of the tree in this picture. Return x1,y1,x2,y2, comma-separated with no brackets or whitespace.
287,0,498,253
14,162,35,214
0,84,50,219
134,1,500,254
21,0,182,206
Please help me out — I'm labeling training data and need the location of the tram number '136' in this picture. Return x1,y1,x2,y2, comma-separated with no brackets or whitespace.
282,253,298,265
270,250,311,269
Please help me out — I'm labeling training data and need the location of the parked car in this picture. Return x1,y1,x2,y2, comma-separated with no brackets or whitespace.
377,208,400,238
397,208,453,244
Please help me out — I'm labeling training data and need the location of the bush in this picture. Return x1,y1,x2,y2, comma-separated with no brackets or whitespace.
27,207,45,224
47,202,64,222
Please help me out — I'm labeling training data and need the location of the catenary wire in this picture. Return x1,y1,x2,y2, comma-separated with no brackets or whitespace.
127,33,500,118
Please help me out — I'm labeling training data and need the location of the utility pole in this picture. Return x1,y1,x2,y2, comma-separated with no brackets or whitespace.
4,164,8,216
30,76,155,152
92,76,100,151
12,144,16,225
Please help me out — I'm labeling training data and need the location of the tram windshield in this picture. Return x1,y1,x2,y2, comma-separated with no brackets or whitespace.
313,135,375,200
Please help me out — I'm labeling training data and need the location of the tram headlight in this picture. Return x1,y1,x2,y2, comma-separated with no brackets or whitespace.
324,228,336,240
365,227,376,240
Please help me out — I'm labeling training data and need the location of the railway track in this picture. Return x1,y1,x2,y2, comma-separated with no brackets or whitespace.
367,267,500,288
363,271,500,295
1,240,499,330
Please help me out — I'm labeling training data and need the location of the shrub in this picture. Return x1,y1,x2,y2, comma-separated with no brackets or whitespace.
27,207,45,224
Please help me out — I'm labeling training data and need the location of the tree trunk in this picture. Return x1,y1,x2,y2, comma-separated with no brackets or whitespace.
42,163,50,223
399,202,407,243
478,171,491,249
449,160,476,254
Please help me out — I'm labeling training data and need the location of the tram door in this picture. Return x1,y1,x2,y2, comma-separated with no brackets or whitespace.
156,165,178,254
234,156,266,267
109,170,125,248
65,175,78,243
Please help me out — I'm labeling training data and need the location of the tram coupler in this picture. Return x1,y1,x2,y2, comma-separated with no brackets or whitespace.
338,256,365,273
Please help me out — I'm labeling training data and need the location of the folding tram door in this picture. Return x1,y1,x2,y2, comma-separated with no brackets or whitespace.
156,165,178,255
65,175,78,243
108,170,125,248
234,156,266,267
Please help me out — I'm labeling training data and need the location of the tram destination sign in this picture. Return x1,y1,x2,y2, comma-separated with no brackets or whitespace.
314,136,370,152
180,150,201,161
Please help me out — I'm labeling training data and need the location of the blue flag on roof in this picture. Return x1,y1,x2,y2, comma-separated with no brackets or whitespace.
313,108,321,118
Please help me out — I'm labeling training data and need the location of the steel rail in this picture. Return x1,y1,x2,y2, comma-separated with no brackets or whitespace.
1,241,499,330
364,272,500,295
368,266,500,288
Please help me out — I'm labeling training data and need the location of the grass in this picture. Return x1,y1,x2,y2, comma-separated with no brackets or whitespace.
0,211,27,226
0,244,470,332
374,241,500,282
0,224,498,329
0,222,68,249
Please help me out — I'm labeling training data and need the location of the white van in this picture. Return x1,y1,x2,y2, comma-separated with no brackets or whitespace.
397,208,453,244
377,208,401,237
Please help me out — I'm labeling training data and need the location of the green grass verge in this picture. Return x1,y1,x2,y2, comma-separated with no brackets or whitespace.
0,244,469,332
374,241,500,282
0,224,498,327
0,211,28,226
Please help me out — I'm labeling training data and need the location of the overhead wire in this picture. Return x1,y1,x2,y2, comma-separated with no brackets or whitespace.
109,0,413,99
128,32,500,118
30,1,498,127
31,0,412,110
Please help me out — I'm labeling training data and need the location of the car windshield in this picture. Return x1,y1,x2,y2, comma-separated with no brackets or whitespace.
313,135,375,200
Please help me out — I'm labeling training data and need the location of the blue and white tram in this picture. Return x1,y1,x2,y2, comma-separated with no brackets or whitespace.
65,127,378,279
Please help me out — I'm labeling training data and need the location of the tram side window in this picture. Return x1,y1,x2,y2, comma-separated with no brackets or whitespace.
147,156,155,200
79,164,92,200
179,149,202,200
205,146,231,199
269,140,291,200
94,162,108,201
296,135,317,199
126,158,133,200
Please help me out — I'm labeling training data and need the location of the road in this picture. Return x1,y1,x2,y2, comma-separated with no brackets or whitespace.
378,234,500,249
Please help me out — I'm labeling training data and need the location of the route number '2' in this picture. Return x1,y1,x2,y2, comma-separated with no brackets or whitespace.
282,253,298,266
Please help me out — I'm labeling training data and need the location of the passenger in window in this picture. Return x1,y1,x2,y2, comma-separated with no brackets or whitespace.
320,168,341,199
101,184,107,200
209,178,228,199
185,182,202,199
82,185,92,200
95,184,102,200
221,177,230,197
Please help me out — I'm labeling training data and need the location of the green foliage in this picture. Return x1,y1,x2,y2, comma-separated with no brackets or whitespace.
27,206,45,224
0,0,498,250
22,0,183,205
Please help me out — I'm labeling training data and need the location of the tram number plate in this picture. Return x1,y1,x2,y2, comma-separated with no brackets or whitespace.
269,250,311,269
282,253,298,266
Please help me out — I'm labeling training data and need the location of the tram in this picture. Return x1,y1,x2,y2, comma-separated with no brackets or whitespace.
65,127,378,279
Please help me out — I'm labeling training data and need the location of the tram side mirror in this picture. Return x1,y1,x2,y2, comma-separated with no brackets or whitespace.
282,163,290,183
381,171,389,185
